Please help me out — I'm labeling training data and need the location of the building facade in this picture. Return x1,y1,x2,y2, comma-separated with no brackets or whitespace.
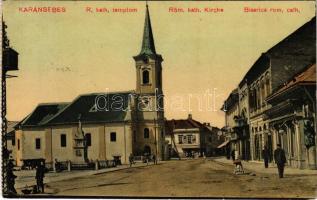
248,17,316,167
221,17,316,169
265,64,316,169
6,121,18,164
221,87,250,160
14,5,166,167
165,114,223,158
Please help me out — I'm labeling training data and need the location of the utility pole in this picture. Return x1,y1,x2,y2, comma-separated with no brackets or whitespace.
154,117,158,164
2,19,19,196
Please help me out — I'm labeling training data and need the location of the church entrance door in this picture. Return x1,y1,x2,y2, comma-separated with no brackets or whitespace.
144,145,151,155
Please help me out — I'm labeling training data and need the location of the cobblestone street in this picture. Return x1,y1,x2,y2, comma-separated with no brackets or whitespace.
35,158,317,198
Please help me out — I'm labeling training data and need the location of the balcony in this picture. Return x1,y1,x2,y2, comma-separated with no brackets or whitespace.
233,115,247,128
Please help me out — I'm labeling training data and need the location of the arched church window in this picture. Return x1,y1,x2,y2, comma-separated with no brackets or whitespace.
142,70,150,84
144,128,150,139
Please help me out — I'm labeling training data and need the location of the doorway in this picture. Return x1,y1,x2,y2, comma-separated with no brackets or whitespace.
144,145,151,155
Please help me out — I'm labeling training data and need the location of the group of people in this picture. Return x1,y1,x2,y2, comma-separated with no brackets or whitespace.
129,153,158,167
262,144,286,178
6,159,46,195
230,144,287,178
185,151,200,159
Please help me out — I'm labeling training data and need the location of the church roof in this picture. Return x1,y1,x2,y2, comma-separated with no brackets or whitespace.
140,5,156,56
238,17,316,89
45,91,134,125
19,103,69,127
17,91,135,128
267,63,316,101
134,4,162,61
221,88,239,112
165,118,211,135
6,121,19,138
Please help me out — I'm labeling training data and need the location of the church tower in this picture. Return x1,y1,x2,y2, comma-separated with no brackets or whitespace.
134,4,163,95
132,4,165,160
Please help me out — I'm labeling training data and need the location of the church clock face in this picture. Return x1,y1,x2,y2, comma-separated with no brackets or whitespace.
142,98,149,105
140,96,151,111
140,97,151,110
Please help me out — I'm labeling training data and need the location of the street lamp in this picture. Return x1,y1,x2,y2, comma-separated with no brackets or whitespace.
2,19,19,195
153,117,158,164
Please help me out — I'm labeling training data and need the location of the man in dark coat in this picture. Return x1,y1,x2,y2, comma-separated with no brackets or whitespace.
7,159,17,195
231,150,235,161
226,146,231,160
35,162,45,193
129,153,134,167
274,144,286,178
153,154,157,165
262,145,270,168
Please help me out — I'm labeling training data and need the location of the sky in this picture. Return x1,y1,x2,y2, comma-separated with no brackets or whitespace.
3,1,315,127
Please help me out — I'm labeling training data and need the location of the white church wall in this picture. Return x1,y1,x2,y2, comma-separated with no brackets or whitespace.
82,125,101,161
16,128,46,166
15,130,23,166
51,126,74,162
104,123,132,164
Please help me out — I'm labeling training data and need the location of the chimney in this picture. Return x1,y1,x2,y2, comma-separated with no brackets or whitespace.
188,114,192,119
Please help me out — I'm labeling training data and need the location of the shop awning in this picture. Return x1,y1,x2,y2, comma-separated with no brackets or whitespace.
217,140,230,148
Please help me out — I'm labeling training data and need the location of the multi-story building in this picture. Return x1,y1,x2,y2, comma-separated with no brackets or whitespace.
221,89,241,159
247,17,316,165
165,114,223,158
246,54,273,162
265,64,316,169
221,17,316,169
6,121,18,164
204,125,225,156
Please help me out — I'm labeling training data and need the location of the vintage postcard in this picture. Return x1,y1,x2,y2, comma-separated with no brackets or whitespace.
1,0,316,198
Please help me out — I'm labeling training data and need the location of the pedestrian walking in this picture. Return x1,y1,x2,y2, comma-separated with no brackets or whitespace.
7,159,17,195
35,164,41,193
274,144,286,178
231,149,235,161
262,145,270,168
203,152,206,161
144,153,149,166
226,146,231,160
35,161,45,193
153,154,157,165
129,153,134,167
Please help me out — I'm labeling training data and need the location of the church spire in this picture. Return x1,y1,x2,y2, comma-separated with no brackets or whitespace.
139,3,156,56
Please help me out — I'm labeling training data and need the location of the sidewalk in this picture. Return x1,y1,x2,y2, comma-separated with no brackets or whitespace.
15,161,158,189
211,157,317,176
